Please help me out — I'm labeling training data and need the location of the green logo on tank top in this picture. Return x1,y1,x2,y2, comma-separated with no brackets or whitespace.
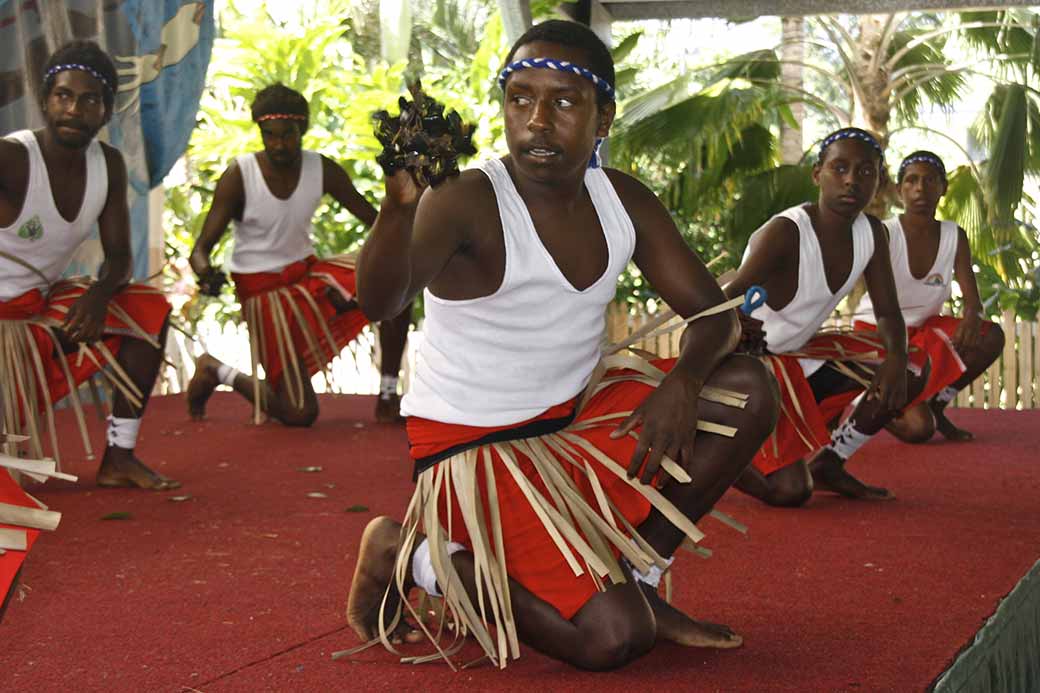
17,215,43,241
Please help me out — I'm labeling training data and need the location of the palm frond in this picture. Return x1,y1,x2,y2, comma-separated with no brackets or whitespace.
723,164,817,252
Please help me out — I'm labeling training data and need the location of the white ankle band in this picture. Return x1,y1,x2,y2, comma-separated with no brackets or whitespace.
411,538,465,597
216,364,240,387
628,542,674,588
934,386,959,405
826,420,872,461
380,375,399,398
106,416,141,450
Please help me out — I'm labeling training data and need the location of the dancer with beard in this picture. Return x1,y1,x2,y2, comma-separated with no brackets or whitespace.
1,40,176,611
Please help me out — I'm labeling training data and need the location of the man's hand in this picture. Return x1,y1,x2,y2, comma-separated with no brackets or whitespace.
867,357,908,414
196,266,228,297
611,371,703,486
736,312,767,355
62,286,109,343
952,312,983,353
384,169,426,209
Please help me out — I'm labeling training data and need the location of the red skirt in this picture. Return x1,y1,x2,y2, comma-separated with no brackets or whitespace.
0,281,170,407
752,330,898,475
853,315,969,402
405,361,694,619
1,280,169,611
232,255,368,389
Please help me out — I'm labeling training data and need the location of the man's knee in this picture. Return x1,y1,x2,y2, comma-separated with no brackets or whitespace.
888,404,935,444
574,622,654,671
709,355,780,434
280,403,319,427
765,464,812,507
984,322,1006,355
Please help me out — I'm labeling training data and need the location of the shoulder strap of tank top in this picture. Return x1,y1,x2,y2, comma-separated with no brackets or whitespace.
86,139,109,204
4,130,43,207
938,220,959,273
477,158,529,243
300,150,322,193
583,167,634,246
882,216,905,255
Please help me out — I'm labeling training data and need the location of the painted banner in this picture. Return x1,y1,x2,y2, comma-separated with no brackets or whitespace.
0,0,214,278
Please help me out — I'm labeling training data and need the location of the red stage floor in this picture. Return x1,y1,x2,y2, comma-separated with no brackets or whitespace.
1,394,1038,692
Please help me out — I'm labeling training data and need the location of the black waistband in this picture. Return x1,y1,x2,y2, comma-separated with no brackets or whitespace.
412,411,577,480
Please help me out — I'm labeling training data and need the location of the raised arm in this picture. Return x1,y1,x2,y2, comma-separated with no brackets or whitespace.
322,155,377,227
355,170,473,321
951,226,985,350
862,215,908,410
189,163,244,277
63,144,133,343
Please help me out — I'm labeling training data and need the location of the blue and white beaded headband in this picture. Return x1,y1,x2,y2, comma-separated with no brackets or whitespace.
497,57,615,101
818,128,883,163
898,154,946,182
43,63,114,95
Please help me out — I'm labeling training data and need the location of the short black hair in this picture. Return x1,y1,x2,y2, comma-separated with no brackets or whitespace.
42,40,118,116
897,150,946,183
251,84,310,134
502,20,615,106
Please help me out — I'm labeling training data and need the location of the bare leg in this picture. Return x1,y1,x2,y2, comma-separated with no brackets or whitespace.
884,403,936,444
95,318,180,490
734,460,813,507
187,352,318,427
348,517,656,670
636,355,778,645
349,356,777,667
374,303,412,424
810,362,930,500
930,323,1005,441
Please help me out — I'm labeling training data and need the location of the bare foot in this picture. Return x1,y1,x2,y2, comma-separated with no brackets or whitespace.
640,584,742,648
96,445,180,491
809,449,893,500
187,353,221,420
931,403,973,441
346,516,421,644
374,393,405,424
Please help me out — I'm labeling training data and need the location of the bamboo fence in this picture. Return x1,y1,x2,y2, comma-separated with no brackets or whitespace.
605,304,1039,410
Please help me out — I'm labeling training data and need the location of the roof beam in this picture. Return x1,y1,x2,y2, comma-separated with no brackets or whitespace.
599,0,1036,20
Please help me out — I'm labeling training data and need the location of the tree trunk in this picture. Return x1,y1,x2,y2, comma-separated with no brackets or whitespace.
780,16,806,165
851,15,893,143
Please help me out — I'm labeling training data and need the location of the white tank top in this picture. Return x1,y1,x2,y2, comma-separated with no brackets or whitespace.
227,150,322,273
745,204,874,355
401,158,637,426
0,130,108,301
857,217,957,328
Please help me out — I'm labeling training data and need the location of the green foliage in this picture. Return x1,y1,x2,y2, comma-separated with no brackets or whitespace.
166,0,507,327
608,12,1040,316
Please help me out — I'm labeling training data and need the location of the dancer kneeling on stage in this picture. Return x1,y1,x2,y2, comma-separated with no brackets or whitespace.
854,151,1003,443
0,41,174,490
725,128,946,506
345,20,778,671
187,84,412,426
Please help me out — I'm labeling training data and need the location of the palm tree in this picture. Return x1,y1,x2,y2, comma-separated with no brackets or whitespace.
609,10,1040,311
